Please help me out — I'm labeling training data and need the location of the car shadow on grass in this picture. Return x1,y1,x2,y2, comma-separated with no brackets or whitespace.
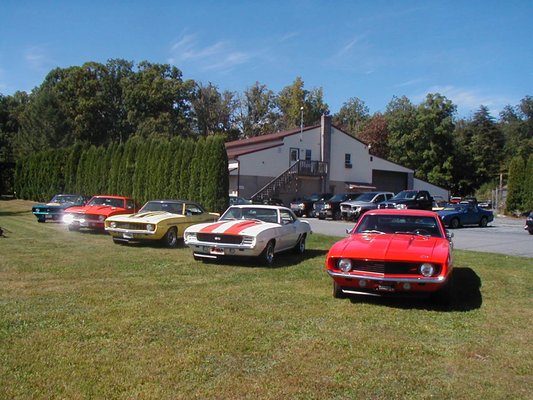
348,267,482,312
194,248,329,269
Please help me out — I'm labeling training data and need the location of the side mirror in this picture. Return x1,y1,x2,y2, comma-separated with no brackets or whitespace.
346,228,352,235
446,230,454,240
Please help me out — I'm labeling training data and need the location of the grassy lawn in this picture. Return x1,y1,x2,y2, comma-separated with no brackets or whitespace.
1,199,532,399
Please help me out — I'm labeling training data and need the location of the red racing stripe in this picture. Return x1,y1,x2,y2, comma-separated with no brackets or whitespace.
223,220,260,235
200,221,227,233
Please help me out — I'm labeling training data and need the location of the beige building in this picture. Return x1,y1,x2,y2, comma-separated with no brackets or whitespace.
226,115,448,204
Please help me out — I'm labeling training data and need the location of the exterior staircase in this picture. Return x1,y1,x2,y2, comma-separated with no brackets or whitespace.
251,160,327,203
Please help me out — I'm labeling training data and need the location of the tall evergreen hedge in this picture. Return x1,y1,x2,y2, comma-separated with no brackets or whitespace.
14,136,229,213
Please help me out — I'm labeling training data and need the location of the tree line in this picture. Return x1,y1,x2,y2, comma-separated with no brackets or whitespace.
14,135,229,213
0,59,532,213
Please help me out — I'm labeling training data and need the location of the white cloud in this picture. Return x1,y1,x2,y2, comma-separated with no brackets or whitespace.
168,33,252,72
24,46,50,71
417,85,514,117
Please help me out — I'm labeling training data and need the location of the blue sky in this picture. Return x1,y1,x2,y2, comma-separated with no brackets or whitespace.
1,1,532,119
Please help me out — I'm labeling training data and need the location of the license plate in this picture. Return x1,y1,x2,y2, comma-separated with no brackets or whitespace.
376,285,395,292
123,233,134,239
210,247,224,255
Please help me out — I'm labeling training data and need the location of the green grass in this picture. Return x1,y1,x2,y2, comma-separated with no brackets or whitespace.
1,199,532,399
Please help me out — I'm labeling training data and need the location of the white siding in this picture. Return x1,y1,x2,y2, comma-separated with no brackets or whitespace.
235,127,322,177
329,128,372,183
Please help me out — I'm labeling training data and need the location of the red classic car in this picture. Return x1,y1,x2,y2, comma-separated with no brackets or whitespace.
63,195,137,231
325,209,454,303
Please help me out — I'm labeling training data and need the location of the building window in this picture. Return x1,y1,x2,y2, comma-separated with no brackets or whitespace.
305,149,312,161
345,153,352,168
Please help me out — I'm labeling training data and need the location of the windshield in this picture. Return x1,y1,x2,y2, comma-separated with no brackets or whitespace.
442,205,465,211
50,195,82,204
391,191,417,200
329,194,348,202
88,197,124,208
140,201,183,214
353,193,377,202
355,214,443,238
221,207,279,224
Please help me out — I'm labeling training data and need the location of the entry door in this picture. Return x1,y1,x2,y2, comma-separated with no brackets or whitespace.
289,148,299,166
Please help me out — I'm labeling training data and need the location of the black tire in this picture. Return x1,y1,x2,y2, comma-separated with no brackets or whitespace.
163,227,178,248
450,218,460,229
68,224,79,231
113,238,125,245
333,281,346,299
528,229,533,235
293,234,306,254
37,218,45,223
479,217,488,227
318,215,325,220
333,210,341,221
260,240,275,266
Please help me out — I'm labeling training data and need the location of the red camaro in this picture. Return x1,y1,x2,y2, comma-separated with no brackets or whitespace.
325,209,454,302
63,195,137,231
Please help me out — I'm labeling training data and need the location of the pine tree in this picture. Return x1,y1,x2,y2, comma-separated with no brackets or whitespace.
505,156,525,214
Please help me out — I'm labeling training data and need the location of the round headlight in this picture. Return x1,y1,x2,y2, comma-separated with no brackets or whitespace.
146,224,155,232
98,215,105,222
35,208,40,212
110,222,117,228
338,258,352,272
420,263,435,277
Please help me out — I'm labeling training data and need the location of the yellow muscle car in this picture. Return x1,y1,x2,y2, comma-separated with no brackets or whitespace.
105,200,219,247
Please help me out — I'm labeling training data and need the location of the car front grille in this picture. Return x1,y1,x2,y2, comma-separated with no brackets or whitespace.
114,222,145,230
378,203,395,209
344,259,437,275
196,233,243,244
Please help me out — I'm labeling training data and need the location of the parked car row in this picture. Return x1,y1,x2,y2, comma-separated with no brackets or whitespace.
31,194,311,265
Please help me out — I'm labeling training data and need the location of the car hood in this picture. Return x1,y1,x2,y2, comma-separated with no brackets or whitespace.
65,205,126,216
32,202,73,209
107,211,182,223
331,233,448,263
186,219,280,235
436,210,460,218
341,200,374,207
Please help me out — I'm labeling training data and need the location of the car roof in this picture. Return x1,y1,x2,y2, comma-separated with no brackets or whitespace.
91,195,131,199
228,204,289,211
365,209,439,217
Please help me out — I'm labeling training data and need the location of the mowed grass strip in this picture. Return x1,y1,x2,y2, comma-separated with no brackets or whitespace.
1,199,532,399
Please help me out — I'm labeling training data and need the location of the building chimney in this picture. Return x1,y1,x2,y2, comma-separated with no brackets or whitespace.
320,114,331,192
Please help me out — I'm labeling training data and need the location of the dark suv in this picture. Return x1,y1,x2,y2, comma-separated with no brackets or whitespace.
290,193,332,217
317,193,362,220
378,190,433,210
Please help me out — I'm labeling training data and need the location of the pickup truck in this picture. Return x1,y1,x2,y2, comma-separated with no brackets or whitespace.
377,190,434,210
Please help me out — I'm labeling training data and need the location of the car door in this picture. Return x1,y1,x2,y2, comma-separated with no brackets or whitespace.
277,209,299,250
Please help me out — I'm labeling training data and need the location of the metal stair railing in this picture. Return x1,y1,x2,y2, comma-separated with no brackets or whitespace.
251,160,328,202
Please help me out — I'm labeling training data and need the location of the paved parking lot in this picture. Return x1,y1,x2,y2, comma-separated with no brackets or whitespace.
304,215,533,258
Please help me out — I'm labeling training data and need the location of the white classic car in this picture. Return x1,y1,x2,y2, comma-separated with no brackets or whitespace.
183,205,311,265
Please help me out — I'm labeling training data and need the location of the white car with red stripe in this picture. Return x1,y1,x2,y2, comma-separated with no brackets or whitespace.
183,205,311,265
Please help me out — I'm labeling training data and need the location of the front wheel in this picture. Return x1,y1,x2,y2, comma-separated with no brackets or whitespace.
260,240,275,266
333,281,346,299
479,217,488,227
333,210,341,221
37,218,45,223
293,234,306,254
528,229,533,235
450,218,460,229
163,227,178,248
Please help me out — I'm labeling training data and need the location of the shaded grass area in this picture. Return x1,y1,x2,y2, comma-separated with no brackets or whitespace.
1,199,532,399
